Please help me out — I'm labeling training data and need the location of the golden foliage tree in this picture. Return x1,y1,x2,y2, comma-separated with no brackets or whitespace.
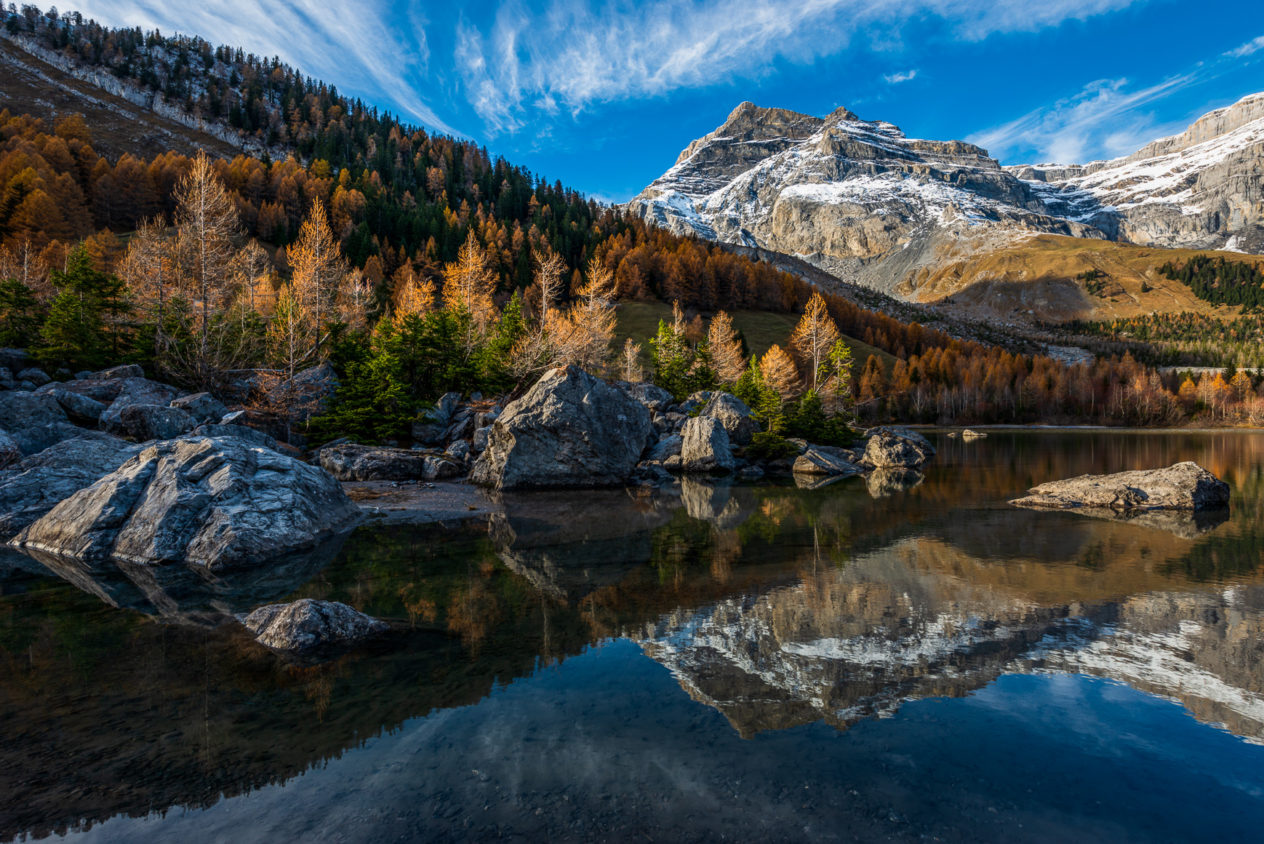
288,199,346,352
707,310,745,385
441,231,497,342
759,344,800,401
790,292,841,392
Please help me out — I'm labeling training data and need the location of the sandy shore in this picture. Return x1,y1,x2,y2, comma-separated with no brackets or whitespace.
344,480,503,525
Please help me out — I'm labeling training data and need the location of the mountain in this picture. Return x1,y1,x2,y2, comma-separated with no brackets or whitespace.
628,96,1264,313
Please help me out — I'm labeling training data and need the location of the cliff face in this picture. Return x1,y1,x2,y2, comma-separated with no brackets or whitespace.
629,95,1264,300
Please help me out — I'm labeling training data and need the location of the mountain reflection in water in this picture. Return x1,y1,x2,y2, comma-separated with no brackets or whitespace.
1,430,1263,841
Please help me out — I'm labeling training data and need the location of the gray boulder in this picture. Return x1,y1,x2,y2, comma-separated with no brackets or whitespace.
192,423,278,451
0,391,72,455
89,364,144,381
0,432,142,536
793,445,862,477
11,436,363,570
646,434,683,462
679,390,713,414
469,366,653,490
170,392,229,424
277,363,338,424
117,405,197,440
615,381,674,412
700,392,760,446
472,425,492,453
1010,462,1230,512
864,429,935,469
240,598,387,654
445,440,471,463
319,443,430,481
48,387,107,424
0,430,20,469
680,415,735,473
423,455,463,480
864,426,934,451
99,378,180,435
17,367,50,387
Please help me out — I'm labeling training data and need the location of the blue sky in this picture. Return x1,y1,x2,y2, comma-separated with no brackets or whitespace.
77,0,1264,202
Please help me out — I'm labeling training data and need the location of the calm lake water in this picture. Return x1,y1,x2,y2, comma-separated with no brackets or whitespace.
3,430,1264,842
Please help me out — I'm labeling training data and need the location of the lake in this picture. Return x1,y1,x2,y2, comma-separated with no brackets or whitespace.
2,430,1263,842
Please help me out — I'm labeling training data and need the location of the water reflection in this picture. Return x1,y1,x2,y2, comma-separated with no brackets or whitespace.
1,431,1263,840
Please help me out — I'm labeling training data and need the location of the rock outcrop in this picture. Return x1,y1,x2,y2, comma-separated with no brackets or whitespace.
319,442,460,482
0,432,142,535
680,415,735,473
699,392,760,446
469,366,653,490
863,428,935,469
240,598,387,655
11,436,362,569
1010,461,1230,512
792,446,861,477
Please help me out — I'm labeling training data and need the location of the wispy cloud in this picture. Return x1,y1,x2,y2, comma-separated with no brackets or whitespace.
73,0,457,134
883,69,918,84
1226,34,1264,58
968,35,1264,165
968,75,1196,164
454,0,1143,134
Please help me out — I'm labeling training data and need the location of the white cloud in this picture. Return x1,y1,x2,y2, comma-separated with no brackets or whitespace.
74,0,458,134
454,0,1143,135
1226,34,1264,58
967,75,1198,164
883,69,918,84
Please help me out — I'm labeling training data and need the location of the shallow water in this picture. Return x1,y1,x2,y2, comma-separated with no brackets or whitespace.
3,430,1264,842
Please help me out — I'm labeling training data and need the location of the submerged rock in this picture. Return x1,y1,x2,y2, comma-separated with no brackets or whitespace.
11,436,362,570
240,598,387,654
1010,461,1230,512
470,366,653,490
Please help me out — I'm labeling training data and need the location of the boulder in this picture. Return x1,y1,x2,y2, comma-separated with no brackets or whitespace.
469,366,653,490
615,381,674,412
0,391,71,455
411,421,446,446
423,455,463,480
962,429,987,440
866,468,924,498
864,429,935,469
0,349,28,374
445,440,471,463
88,364,144,380
240,598,387,655
16,367,50,387
1010,462,1230,512
218,408,292,443
472,425,492,453
864,426,934,451
116,405,197,441
680,415,735,473
11,436,363,570
793,445,862,477
646,434,683,462
274,363,338,424
48,387,107,424
432,392,462,425
0,432,142,536
0,430,20,469
699,392,760,446
319,443,430,481
192,423,278,451
679,391,713,414
99,378,180,435
170,392,229,424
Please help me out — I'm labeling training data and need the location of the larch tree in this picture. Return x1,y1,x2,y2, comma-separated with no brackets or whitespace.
790,292,841,393
621,338,643,383
229,239,275,315
441,231,497,343
759,344,800,402
533,247,567,328
393,269,436,321
707,310,745,385
174,150,238,339
288,199,346,353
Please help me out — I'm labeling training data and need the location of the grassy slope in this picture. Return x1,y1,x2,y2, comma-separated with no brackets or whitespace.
908,234,1264,324
613,300,897,375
